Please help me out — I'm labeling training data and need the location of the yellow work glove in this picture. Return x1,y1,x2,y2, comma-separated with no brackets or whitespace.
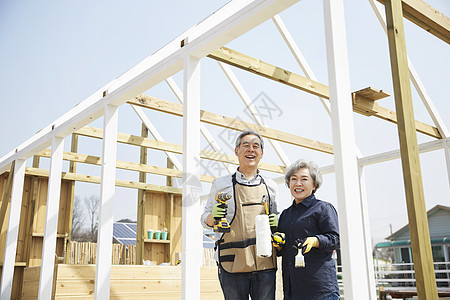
271,232,285,247
268,213,278,228
302,237,318,254
212,203,226,219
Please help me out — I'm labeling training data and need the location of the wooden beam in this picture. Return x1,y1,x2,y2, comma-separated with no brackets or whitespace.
66,133,78,242
208,47,441,139
209,46,330,98
166,158,175,265
0,161,15,233
385,0,438,298
136,124,148,265
75,126,286,174
352,88,441,138
129,95,334,154
36,149,216,183
377,0,450,44
24,167,183,195
24,156,40,267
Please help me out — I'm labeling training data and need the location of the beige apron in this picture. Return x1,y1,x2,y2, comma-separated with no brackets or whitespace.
218,174,277,273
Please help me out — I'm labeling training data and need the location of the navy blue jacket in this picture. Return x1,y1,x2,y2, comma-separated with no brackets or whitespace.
277,194,340,300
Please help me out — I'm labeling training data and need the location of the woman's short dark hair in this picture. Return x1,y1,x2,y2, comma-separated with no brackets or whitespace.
235,129,264,150
284,159,322,190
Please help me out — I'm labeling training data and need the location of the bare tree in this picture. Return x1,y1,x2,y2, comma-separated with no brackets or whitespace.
71,195,85,240
84,195,99,242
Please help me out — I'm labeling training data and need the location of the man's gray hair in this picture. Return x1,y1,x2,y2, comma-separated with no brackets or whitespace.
284,159,322,190
235,129,264,150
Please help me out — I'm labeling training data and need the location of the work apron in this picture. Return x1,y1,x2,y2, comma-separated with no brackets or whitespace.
218,173,277,273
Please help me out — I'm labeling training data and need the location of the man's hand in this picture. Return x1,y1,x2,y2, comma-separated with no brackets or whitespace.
302,237,319,254
268,213,278,228
212,203,226,219
271,232,285,248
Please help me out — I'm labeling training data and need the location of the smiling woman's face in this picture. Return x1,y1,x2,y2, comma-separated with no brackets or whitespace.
289,168,315,203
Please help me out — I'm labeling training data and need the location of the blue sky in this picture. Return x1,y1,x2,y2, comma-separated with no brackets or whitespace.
0,0,449,243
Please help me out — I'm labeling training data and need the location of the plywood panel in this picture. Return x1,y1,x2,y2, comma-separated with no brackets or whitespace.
0,174,32,263
21,265,223,299
170,195,182,264
142,191,182,265
0,266,24,300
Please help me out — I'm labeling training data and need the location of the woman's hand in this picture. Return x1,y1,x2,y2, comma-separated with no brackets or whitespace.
302,237,319,254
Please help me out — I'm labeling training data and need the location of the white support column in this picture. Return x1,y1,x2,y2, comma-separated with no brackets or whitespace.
323,0,373,299
131,104,183,170
94,104,119,300
38,136,65,300
272,14,331,116
217,62,291,167
165,77,235,174
0,159,25,300
358,165,377,299
182,55,202,300
273,15,376,289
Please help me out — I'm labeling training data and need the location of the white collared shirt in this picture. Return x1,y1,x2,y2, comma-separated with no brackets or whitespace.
201,168,279,230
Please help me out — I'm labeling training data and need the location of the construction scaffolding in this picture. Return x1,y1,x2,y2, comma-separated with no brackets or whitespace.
0,0,448,299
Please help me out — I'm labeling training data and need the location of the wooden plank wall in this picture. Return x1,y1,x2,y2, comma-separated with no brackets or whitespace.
21,264,223,299
143,191,182,265
27,177,71,267
0,172,31,299
0,173,72,299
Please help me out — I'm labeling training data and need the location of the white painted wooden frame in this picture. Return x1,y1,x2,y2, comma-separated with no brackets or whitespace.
94,104,119,299
272,14,377,297
38,136,65,300
182,55,203,299
324,0,373,298
0,159,26,300
0,0,301,176
272,14,332,116
0,0,446,298
165,77,234,174
217,62,291,167
131,104,183,171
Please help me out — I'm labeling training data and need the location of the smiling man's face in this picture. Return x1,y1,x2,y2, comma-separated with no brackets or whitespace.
235,134,263,171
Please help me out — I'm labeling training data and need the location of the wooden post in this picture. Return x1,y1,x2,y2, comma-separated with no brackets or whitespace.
66,133,78,242
136,123,148,265
0,161,15,232
24,156,40,267
166,158,174,264
384,0,438,298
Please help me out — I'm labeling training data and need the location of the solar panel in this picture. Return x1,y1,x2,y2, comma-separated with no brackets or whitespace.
113,223,136,241
112,222,215,248
126,223,137,233
116,238,136,245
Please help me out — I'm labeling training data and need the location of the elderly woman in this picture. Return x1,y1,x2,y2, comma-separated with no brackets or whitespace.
275,159,340,300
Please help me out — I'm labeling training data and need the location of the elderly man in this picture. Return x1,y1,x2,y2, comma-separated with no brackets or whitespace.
201,129,279,300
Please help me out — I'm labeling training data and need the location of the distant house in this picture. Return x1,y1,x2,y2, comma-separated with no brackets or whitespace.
375,205,449,264
375,205,450,287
